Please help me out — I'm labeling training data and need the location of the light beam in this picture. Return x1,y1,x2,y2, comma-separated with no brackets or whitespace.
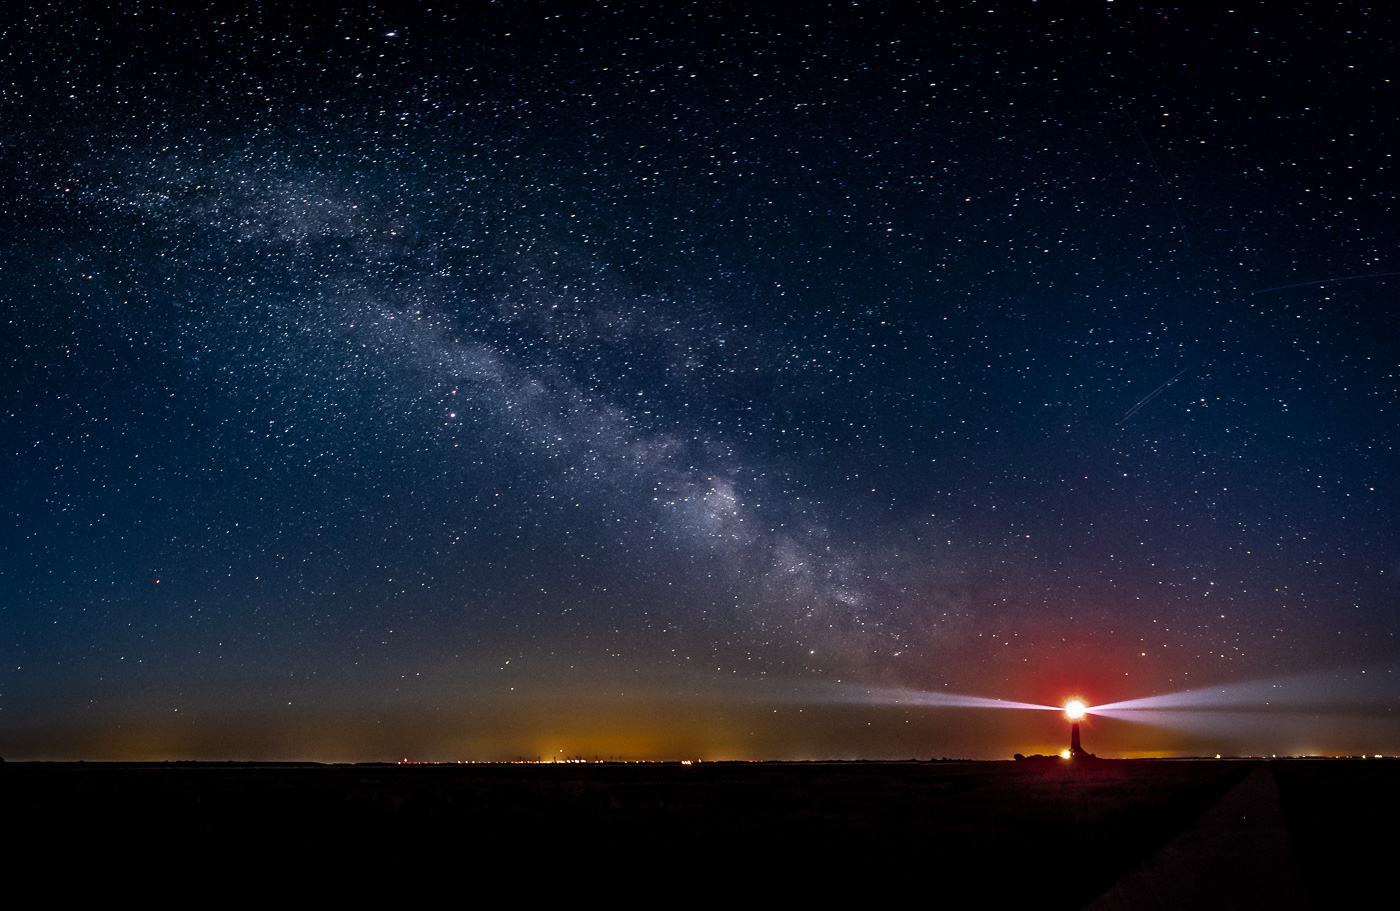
815,685,1064,712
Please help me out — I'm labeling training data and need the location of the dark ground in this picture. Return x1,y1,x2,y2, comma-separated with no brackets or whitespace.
6,759,1394,906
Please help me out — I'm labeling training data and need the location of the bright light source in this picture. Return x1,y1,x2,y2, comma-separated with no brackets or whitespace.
1064,700,1087,720
1059,749,1071,759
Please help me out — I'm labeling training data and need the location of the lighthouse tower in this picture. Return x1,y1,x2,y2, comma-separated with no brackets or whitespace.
1065,700,1091,758
1070,721,1088,757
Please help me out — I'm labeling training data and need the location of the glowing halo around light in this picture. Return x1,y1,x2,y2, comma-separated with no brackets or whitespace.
1064,700,1087,720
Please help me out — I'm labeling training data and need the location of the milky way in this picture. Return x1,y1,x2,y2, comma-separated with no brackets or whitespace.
3,3,1396,759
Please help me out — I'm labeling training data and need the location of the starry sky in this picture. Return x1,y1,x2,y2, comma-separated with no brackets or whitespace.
3,1,1397,761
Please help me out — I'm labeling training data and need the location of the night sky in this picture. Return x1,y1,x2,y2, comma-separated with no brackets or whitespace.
4,2,1397,761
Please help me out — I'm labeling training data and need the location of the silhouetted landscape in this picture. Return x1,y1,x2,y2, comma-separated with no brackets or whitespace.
7,758,1395,906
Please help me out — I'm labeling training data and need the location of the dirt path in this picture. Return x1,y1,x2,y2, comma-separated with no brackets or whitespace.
1086,762,1304,910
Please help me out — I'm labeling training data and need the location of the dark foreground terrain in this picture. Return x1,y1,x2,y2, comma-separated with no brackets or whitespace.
6,758,1395,907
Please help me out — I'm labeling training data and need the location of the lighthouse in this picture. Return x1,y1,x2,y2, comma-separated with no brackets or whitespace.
1065,700,1091,757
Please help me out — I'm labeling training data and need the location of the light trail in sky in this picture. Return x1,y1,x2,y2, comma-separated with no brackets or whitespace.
1118,366,1190,424
1252,271,1400,294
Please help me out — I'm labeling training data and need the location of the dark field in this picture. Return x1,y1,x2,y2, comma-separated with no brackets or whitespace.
7,759,1395,906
